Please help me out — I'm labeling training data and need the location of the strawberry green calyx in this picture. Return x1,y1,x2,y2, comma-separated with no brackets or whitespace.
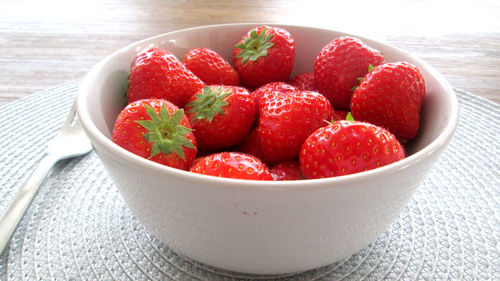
345,112,355,121
136,104,194,160
351,64,376,92
325,112,354,125
235,27,274,64
187,86,230,122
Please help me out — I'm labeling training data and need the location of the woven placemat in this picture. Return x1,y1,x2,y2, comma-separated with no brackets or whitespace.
0,81,498,280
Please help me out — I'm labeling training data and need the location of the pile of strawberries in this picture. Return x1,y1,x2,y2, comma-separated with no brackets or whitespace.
112,25,426,181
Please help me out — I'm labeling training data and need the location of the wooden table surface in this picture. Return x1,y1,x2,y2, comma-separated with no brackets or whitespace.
1,0,499,108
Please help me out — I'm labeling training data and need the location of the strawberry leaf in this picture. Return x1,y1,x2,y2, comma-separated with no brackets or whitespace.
135,104,193,160
186,86,230,123
351,64,376,92
145,104,161,122
235,43,245,49
151,143,162,158
135,120,156,132
171,109,185,125
172,144,185,160
235,27,274,65
346,112,355,121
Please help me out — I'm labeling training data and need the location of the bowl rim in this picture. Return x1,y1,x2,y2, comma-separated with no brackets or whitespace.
77,22,460,191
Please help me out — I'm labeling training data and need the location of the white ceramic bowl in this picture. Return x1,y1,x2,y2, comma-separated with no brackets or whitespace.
76,23,459,274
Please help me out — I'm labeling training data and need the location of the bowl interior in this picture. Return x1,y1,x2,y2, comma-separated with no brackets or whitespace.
78,23,458,174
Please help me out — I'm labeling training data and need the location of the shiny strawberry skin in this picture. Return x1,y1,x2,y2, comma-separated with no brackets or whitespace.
251,82,298,122
236,128,267,163
331,109,349,121
314,36,384,109
270,161,304,181
351,62,426,140
233,26,295,89
182,47,239,86
258,90,334,164
185,85,255,150
190,152,273,180
289,72,317,91
112,99,197,170
300,121,405,179
127,47,205,107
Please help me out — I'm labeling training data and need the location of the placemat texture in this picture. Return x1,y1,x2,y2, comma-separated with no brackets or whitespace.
0,81,498,280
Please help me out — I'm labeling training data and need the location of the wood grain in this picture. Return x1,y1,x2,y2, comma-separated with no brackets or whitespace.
0,0,499,108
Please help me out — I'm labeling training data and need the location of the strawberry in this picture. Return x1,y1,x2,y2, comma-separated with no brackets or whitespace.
233,26,295,89
289,72,317,91
236,128,267,162
350,62,426,140
258,90,334,164
251,82,298,122
331,109,350,121
300,120,405,179
182,47,239,86
270,161,304,181
190,152,272,180
314,36,384,109
127,47,205,107
112,99,197,170
185,85,255,150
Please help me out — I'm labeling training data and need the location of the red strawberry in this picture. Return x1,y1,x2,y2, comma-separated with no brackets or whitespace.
270,161,304,181
351,62,426,140
314,36,384,109
182,47,239,86
233,26,295,89
331,110,350,121
185,85,255,150
112,99,197,170
236,128,267,162
289,72,317,91
127,47,205,107
190,152,272,180
300,120,405,179
258,90,334,164
251,82,298,122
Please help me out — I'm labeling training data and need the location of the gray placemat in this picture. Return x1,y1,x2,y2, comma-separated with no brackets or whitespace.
0,81,499,280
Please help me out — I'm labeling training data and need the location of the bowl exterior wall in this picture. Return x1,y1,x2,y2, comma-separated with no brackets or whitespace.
92,139,446,274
